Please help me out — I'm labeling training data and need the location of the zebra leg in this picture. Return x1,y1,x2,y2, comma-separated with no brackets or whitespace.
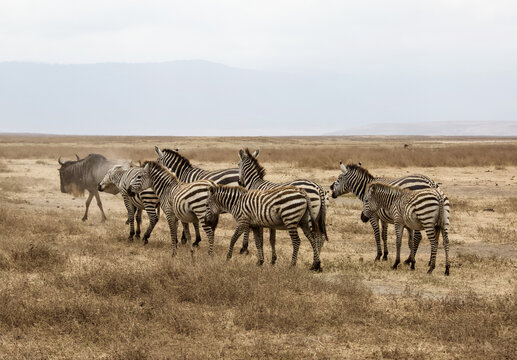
82,192,94,221
442,229,450,276
125,201,136,242
142,206,159,245
409,231,423,270
193,222,202,247
392,224,404,270
239,228,250,255
252,227,264,266
227,224,247,260
269,228,277,265
381,221,389,261
301,222,321,272
182,221,195,260
165,211,179,257
135,208,142,239
404,229,414,266
200,220,216,256
93,190,107,222
369,218,383,261
425,228,438,274
288,228,302,267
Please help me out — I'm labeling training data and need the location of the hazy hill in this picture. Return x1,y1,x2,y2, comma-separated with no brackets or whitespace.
0,61,515,135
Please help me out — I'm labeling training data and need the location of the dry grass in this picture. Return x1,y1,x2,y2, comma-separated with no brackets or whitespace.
1,135,517,168
0,136,516,358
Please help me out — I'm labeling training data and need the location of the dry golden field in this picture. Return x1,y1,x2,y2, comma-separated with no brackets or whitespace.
0,135,516,359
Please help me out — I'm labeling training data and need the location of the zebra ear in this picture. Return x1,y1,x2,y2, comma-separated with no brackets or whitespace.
208,186,216,196
143,162,150,172
155,146,164,157
174,148,179,152
238,149,245,160
369,183,377,194
339,162,347,173
252,149,260,158
358,162,362,167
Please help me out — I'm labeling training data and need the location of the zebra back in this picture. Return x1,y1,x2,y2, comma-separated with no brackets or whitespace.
155,147,239,185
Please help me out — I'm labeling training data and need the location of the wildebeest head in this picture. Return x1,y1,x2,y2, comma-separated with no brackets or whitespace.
58,156,85,195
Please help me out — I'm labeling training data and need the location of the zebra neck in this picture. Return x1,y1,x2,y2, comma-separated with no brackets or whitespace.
354,175,375,201
246,176,267,189
216,188,243,214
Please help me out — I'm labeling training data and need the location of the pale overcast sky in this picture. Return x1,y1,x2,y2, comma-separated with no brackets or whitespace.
0,0,516,135
1,0,516,73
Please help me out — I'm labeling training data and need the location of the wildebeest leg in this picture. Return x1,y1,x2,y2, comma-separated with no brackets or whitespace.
135,208,142,239
93,190,107,222
269,229,277,265
239,228,250,255
82,192,94,221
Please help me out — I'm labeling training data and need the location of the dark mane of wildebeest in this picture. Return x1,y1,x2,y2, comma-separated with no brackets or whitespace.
58,154,120,196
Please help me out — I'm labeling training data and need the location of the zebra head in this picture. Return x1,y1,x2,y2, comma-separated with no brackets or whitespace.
330,161,369,199
98,165,125,192
237,149,262,188
155,146,180,167
204,185,224,229
126,164,152,197
361,183,380,223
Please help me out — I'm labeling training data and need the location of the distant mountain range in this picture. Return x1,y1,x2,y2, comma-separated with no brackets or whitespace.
0,61,515,136
328,121,517,136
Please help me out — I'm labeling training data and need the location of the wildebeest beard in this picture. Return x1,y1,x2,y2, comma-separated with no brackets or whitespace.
59,162,88,197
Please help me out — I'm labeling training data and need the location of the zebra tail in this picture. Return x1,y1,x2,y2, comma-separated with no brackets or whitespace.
318,189,328,242
303,191,320,238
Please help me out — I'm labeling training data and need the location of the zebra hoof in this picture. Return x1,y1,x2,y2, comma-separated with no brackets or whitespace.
271,255,277,265
125,219,130,225
143,239,148,245
135,233,141,240
410,262,416,270
445,265,450,276
192,241,201,248
392,262,399,270
310,262,322,272
382,254,388,261
239,247,249,255
427,267,435,274
256,260,264,266
82,217,88,222
404,258,411,265
226,254,233,261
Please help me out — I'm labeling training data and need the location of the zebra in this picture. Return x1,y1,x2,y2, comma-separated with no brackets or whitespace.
237,149,328,255
204,184,322,271
361,182,450,275
126,161,218,257
330,162,438,262
98,165,160,244
155,146,239,246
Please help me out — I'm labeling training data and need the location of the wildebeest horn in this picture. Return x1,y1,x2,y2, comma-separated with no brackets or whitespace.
58,156,64,165
75,154,80,161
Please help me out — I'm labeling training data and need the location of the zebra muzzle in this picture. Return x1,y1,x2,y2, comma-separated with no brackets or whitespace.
360,212,370,223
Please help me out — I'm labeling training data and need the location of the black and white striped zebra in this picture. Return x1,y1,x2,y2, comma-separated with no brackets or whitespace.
361,182,451,275
330,162,438,262
204,184,322,271
237,149,328,254
126,161,217,257
155,146,239,246
98,165,160,244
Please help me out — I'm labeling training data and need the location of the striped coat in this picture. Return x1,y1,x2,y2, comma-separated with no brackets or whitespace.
361,182,451,275
331,162,437,261
98,165,160,244
205,184,322,271
126,161,217,257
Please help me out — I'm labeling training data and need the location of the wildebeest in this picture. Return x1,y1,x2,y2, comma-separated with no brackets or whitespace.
58,153,121,221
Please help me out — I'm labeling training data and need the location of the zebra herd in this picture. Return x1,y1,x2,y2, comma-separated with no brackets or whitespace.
93,146,450,275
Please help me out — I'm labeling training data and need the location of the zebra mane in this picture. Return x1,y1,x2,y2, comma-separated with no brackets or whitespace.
161,148,193,168
368,181,404,195
211,183,247,192
244,148,266,178
142,160,179,182
346,163,375,180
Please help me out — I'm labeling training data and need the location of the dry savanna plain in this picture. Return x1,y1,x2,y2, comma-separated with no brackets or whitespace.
0,135,516,359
